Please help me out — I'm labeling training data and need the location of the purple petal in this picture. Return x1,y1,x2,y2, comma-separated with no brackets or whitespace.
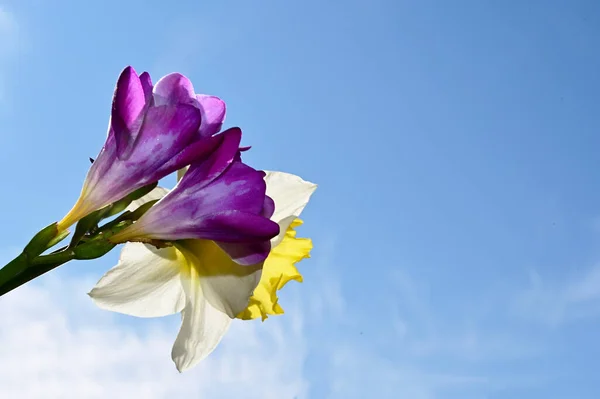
111,66,146,159
151,161,268,226
153,73,196,106
193,161,267,216
139,72,154,105
119,155,279,254
142,210,279,243
196,95,226,138
261,195,275,219
194,211,280,242
126,104,202,178
216,240,272,266
153,133,223,178
178,127,242,191
79,103,203,213
234,146,251,162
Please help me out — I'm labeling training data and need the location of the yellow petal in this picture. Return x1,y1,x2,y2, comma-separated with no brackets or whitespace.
236,218,312,321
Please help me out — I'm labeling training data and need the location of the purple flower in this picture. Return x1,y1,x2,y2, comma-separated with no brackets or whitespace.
58,67,227,231
110,128,280,265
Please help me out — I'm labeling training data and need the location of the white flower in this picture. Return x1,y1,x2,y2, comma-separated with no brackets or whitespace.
89,171,316,371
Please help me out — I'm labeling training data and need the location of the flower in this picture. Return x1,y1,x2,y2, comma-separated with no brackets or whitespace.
88,171,316,372
109,127,280,265
58,67,227,231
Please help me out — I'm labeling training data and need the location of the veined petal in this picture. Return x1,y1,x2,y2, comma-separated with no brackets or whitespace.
70,103,202,227
88,243,185,317
237,219,312,321
176,240,263,317
128,104,201,167
172,255,232,372
264,171,317,246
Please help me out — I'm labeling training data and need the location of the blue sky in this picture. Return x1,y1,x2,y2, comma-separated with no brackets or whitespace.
1,0,600,397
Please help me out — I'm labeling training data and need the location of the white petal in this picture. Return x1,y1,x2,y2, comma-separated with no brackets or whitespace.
89,243,186,317
264,171,317,246
125,186,170,212
200,267,263,318
177,240,263,318
176,166,189,182
172,271,231,372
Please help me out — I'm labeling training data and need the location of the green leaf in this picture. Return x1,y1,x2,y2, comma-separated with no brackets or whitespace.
46,228,71,250
24,223,59,258
129,199,159,221
69,208,106,248
103,182,158,219
73,238,116,260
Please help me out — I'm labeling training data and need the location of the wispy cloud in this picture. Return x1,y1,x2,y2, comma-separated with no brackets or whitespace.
0,7,18,57
0,5,19,61
0,236,582,398
0,274,308,399
0,6,19,103
514,266,600,325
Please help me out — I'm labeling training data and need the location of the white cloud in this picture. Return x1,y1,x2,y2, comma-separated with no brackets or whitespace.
0,6,19,104
0,241,554,399
0,274,308,399
515,266,600,325
0,7,18,57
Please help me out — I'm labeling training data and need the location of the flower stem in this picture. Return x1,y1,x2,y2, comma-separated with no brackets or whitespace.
0,250,75,297
0,261,64,297
0,253,29,289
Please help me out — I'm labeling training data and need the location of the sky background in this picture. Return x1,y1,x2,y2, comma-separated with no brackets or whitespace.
1,0,600,398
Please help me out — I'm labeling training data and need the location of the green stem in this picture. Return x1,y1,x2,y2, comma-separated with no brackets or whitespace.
0,261,64,297
0,250,75,298
0,253,29,288
31,250,75,266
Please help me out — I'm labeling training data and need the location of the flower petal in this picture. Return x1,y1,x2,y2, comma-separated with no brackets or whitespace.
175,211,280,243
171,274,231,372
129,104,202,168
262,195,275,219
237,219,312,321
152,132,223,180
216,240,271,266
81,103,202,217
177,240,263,317
153,73,197,106
88,243,185,317
196,95,226,138
115,141,280,253
264,171,317,246
111,66,146,159
139,71,154,104
178,127,242,191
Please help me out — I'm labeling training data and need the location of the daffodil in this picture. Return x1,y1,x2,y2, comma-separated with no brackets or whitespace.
89,171,316,371
58,67,227,231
